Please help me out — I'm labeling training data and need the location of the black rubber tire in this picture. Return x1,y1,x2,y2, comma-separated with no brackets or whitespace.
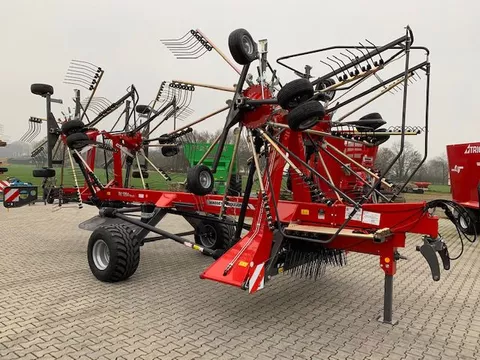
88,224,140,282
194,216,236,251
0,167,8,173
0,140,6,147
357,113,386,131
161,145,179,157
132,170,149,179
32,168,56,178
227,174,242,196
373,129,390,146
66,132,90,149
186,164,214,196
135,105,152,115
228,28,257,65
31,83,54,96
287,101,325,131
315,78,336,102
61,120,85,135
277,78,314,110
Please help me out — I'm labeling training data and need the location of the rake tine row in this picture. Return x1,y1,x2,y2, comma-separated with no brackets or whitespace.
20,117,43,143
160,29,212,60
81,97,112,114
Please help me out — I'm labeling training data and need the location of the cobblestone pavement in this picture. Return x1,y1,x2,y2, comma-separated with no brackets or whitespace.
1,204,479,360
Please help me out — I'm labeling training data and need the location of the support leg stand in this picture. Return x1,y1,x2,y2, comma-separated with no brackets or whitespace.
377,274,398,325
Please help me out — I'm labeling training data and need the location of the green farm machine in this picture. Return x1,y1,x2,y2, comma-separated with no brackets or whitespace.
183,142,242,196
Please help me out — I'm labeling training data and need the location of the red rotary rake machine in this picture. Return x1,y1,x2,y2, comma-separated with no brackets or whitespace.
8,26,477,324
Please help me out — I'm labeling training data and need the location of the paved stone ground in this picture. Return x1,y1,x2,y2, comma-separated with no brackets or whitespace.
1,204,480,360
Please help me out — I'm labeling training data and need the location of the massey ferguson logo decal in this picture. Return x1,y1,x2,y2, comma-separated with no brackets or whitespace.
451,165,464,174
464,144,480,154
207,199,255,210
118,191,135,198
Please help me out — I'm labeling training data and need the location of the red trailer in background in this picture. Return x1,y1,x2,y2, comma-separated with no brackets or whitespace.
446,142,480,234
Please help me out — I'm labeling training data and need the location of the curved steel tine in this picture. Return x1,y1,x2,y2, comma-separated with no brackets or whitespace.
341,52,359,76
327,56,348,81
25,123,37,143
87,104,102,114
365,39,384,65
357,44,375,70
354,47,370,72
64,78,92,88
359,42,376,68
177,48,208,59
172,45,207,58
160,30,195,44
320,60,337,73
32,122,42,141
92,98,108,108
165,37,201,51
64,76,93,87
346,49,361,65
71,59,101,70
172,44,206,57
95,97,112,106
333,55,352,77
66,68,97,80
68,64,99,75
67,64,98,76
20,122,31,142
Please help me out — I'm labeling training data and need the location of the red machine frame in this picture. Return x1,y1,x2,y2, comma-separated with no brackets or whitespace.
8,26,473,326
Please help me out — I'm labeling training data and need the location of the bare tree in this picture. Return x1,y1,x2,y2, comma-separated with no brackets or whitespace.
389,141,422,181
418,155,449,184
374,147,395,175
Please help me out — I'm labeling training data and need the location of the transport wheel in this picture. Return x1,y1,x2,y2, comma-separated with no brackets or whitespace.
277,78,314,110
161,145,179,157
31,83,54,96
228,28,258,65
186,165,214,196
66,132,90,149
287,100,325,131
194,216,236,251
356,112,386,130
132,170,149,179
315,78,336,102
0,167,8,173
369,128,390,146
135,104,152,115
227,174,242,196
32,167,55,178
61,120,85,135
88,224,140,282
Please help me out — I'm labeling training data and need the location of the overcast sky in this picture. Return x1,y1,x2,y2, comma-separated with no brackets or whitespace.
1,0,478,158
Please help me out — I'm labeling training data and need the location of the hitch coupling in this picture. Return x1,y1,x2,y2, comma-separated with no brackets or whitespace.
416,236,450,281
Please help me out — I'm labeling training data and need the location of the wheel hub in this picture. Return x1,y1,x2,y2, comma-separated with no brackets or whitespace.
200,224,217,248
92,239,110,270
199,171,212,189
